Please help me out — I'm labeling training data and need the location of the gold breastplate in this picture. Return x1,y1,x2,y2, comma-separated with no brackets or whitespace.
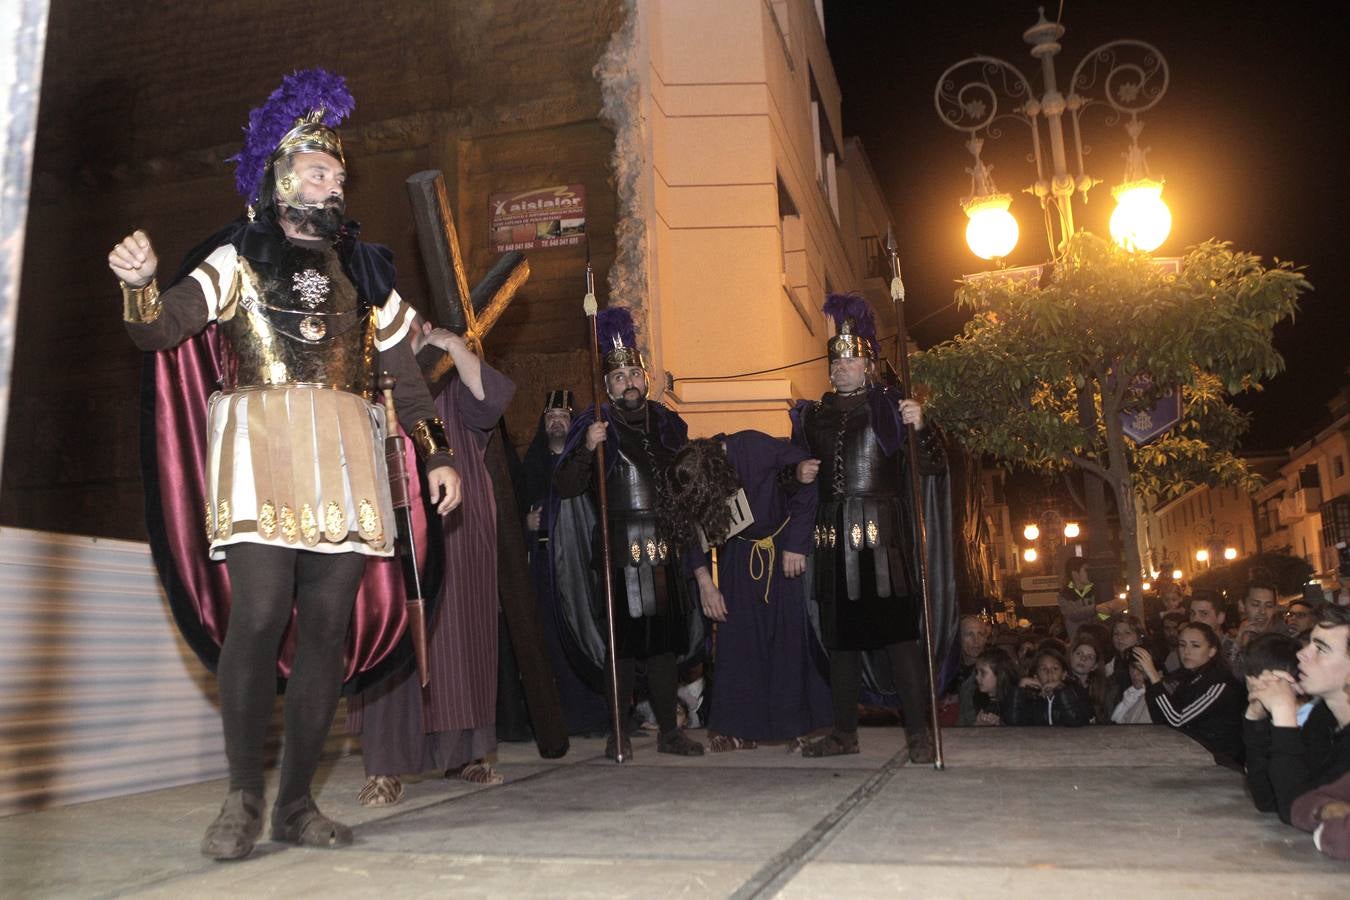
217,250,376,398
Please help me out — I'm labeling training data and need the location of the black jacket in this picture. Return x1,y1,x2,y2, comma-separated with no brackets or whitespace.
1145,658,1246,767
1244,700,1350,823
1005,680,1094,727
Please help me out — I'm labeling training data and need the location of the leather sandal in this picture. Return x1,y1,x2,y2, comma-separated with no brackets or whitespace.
270,795,353,848
357,775,404,807
801,729,860,758
708,733,757,753
200,789,264,860
454,761,504,785
657,729,705,756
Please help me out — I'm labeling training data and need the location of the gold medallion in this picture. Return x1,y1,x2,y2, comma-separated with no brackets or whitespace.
358,499,382,545
324,501,345,542
850,523,863,550
279,505,299,543
299,315,327,341
258,500,277,539
630,541,642,564
300,503,319,546
866,520,879,547
218,500,233,539
645,538,659,564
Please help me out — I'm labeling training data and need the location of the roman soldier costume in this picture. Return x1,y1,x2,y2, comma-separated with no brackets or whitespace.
551,307,703,758
118,69,455,859
790,293,954,762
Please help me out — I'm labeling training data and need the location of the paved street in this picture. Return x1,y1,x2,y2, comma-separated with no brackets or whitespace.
2,726,1343,898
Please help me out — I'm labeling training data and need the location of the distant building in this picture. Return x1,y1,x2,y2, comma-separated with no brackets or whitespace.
1134,387,1350,592
1135,464,1273,583
1254,390,1350,586
631,0,896,436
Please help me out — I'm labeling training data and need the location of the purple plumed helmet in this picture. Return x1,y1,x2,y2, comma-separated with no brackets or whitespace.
227,68,355,206
823,293,878,361
596,306,646,374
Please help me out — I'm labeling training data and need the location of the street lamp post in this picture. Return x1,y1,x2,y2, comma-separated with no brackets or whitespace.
932,7,1173,610
1021,508,1082,576
934,7,1171,260
1194,517,1238,573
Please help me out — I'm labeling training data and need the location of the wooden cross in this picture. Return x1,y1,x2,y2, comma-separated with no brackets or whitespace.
404,169,570,758
406,170,529,371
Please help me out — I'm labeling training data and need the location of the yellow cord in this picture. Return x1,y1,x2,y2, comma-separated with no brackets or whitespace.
739,518,789,605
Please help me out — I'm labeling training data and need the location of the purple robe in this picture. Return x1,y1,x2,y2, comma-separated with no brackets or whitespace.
349,363,515,775
689,431,831,742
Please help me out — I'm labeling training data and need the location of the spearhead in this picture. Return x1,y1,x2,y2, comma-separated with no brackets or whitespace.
583,242,598,316
886,225,905,302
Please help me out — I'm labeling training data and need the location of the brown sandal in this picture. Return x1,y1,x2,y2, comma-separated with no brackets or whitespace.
357,775,404,807
454,761,504,785
801,730,860,758
708,733,758,753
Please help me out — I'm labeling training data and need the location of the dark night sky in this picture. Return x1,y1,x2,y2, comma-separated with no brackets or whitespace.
824,0,1348,452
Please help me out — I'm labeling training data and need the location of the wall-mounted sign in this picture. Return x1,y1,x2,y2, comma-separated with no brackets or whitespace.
489,184,586,252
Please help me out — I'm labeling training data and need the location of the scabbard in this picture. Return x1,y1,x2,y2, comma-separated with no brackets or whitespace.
386,433,430,689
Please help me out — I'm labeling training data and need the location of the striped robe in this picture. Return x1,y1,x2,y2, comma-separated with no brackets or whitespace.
349,363,515,774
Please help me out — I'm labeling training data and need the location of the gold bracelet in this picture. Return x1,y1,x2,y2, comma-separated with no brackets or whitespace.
121,278,162,324
412,417,454,461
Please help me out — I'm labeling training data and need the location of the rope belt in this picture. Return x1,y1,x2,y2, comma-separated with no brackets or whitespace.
736,517,789,605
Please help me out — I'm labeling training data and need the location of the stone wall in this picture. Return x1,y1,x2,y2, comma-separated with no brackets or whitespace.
2,0,623,540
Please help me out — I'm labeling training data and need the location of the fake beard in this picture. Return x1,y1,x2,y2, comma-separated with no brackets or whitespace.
280,197,346,241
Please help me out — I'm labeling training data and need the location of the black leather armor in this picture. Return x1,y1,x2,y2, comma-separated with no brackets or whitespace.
605,409,676,618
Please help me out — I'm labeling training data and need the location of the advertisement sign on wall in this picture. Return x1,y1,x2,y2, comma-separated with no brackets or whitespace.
489,184,586,252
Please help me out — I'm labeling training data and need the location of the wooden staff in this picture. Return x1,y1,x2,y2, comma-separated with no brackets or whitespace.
886,227,945,771
583,258,626,763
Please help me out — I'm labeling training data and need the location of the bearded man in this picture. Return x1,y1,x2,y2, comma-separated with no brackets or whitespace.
551,308,703,759
790,294,950,763
108,70,460,859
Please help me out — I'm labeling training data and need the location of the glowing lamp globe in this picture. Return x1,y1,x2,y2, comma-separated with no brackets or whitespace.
1063,522,1081,539
1195,548,1209,562
1171,569,1184,581
1110,179,1171,252
963,193,1019,260
1224,547,1238,561
1142,581,1152,591
1023,523,1040,542
1023,547,1038,563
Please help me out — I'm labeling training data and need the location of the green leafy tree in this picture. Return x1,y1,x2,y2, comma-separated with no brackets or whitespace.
913,233,1311,602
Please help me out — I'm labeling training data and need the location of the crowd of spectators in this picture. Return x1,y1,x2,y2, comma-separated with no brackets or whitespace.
940,561,1350,861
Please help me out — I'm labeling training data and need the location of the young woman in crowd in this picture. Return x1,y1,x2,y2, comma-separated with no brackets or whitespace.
1068,635,1110,723
1135,621,1246,767
961,647,1020,726
1108,648,1156,724
1105,615,1146,695
1005,647,1093,727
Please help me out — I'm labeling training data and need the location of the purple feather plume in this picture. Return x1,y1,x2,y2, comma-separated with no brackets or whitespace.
823,292,878,354
227,68,356,203
596,306,638,353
